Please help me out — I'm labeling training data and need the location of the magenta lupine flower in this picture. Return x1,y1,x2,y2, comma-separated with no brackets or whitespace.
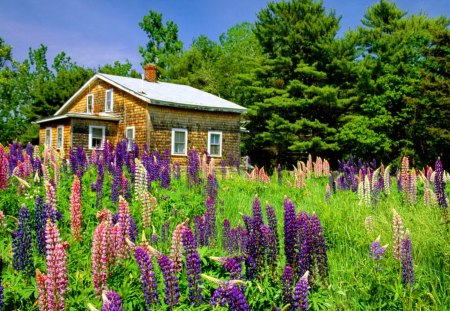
45,220,69,310
370,236,388,261
70,176,82,241
284,197,297,266
36,269,54,311
134,247,160,308
156,254,180,308
401,229,415,288
282,265,293,308
434,158,448,209
293,271,309,311
102,290,123,311
181,227,203,305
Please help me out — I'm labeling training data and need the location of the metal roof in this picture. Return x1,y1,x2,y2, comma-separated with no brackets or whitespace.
35,112,120,124
54,73,247,116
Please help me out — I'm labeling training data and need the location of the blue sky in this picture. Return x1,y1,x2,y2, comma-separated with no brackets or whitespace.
1,0,449,71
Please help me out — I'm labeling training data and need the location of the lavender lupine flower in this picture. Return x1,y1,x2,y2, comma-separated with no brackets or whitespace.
156,254,180,308
181,227,203,305
95,161,104,209
222,219,231,253
434,158,447,209
161,219,171,244
134,247,160,308
211,257,244,280
261,225,277,273
370,236,388,261
172,161,181,180
102,290,123,311
12,205,34,276
205,174,219,202
206,196,217,247
151,232,158,245
296,212,312,278
401,229,415,288
282,265,293,308
194,216,206,247
128,215,138,243
284,197,297,266
160,162,171,189
311,212,328,283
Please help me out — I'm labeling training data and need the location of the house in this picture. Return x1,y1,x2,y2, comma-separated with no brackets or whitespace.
35,64,247,163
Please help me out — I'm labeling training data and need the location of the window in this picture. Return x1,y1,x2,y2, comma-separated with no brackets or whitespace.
89,125,105,149
45,127,52,147
56,125,64,149
105,89,113,112
126,126,135,151
171,128,187,156
87,94,94,113
208,131,222,157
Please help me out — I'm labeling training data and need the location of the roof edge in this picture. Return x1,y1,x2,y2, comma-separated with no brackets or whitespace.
150,99,247,114
35,113,120,123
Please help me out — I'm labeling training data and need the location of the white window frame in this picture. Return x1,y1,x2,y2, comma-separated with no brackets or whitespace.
171,128,188,156
126,126,135,151
56,125,64,150
45,127,52,147
208,131,222,157
87,94,94,113
88,125,105,150
105,89,113,112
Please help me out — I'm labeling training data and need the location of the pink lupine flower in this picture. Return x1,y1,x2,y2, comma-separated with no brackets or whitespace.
141,191,151,229
45,220,69,310
393,209,404,260
323,159,330,176
116,197,132,260
0,145,9,189
170,220,188,273
92,219,113,296
22,153,32,179
53,161,60,187
37,269,54,311
70,176,82,241
45,181,57,213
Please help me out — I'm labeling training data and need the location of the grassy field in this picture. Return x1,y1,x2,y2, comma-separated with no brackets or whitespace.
0,149,449,310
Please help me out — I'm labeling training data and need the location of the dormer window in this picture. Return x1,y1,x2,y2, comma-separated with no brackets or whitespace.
105,89,113,112
87,94,94,113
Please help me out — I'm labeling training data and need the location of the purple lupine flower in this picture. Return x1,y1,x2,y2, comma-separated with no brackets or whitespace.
266,203,279,257
134,247,160,308
296,212,312,278
151,232,158,245
111,165,122,204
205,174,218,202
206,196,217,247
160,163,171,189
132,141,139,159
370,236,388,261
181,227,203,305
128,215,138,243
121,173,131,200
235,156,241,175
311,212,328,283
401,230,415,288
222,219,231,253
220,159,227,179
161,219,171,244
102,290,123,311
156,254,180,308
95,161,104,209
187,149,201,186
277,164,282,185
210,281,249,311
282,265,293,308
35,196,51,255
223,257,244,280
293,271,309,311
194,215,206,247
434,159,447,209
239,228,248,255
244,255,257,280
12,205,34,276
284,197,297,266
261,225,277,272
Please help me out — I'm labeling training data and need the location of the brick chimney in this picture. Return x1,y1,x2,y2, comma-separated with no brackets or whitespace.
144,64,157,82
